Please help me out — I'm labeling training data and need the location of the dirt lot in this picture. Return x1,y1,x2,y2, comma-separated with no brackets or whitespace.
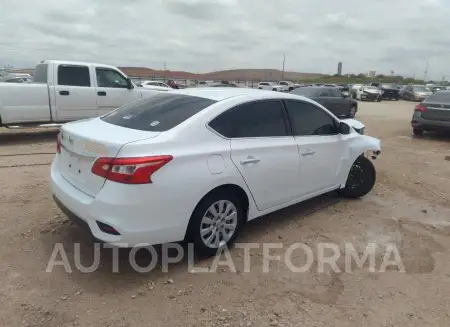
1,100,449,327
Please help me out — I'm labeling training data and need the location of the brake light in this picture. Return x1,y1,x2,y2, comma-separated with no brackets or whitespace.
415,104,427,112
56,132,61,154
91,155,173,184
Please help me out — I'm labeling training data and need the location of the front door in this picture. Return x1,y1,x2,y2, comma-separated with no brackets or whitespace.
95,67,141,116
284,99,345,196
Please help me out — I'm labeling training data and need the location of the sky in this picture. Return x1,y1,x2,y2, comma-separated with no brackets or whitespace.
1,0,450,79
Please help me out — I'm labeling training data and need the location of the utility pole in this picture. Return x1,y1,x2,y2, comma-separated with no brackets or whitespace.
281,53,285,80
163,62,167,82
424,60,429,82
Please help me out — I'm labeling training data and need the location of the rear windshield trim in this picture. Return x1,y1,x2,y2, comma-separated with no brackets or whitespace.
101,93,217,132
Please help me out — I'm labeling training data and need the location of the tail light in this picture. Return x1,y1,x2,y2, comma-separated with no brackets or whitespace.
91,155,173,184
56,132,62,154
415,104,427,112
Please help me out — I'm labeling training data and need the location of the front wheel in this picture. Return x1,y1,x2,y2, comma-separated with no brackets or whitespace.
339,156,376,198
186,191,245,257
376,96,382,102
272,88,277,91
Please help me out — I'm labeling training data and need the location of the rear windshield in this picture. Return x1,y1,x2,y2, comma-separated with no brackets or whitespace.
426,92,450,102
101,93,217,131
290,87,318,97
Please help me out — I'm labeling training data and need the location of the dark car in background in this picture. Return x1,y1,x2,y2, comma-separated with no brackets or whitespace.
290,86,358,118
411,91,450,136
379,84,400,100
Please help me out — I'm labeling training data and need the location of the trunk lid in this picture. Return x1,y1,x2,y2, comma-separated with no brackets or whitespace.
58,118,160,197
422,101,450,121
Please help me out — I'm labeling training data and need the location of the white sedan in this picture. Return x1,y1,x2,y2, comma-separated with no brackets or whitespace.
51,88,381,256
139,80,172,91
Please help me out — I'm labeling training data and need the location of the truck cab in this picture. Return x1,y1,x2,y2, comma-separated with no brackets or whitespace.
0,60,161,127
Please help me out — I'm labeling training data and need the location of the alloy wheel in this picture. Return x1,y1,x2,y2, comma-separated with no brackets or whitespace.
200,200,238,248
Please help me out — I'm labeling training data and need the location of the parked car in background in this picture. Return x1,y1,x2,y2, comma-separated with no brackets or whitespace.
51,88,380,256
257,82,285,91
402,85,432,101
0,60,162,127
139,80,173,91
209,83,239,87
430,85,446,93
411,90,450,136
379,84,400,100
278,81,295,91
290,86,358,118
355,86,382,102
349,84,363,99
2,77,33,83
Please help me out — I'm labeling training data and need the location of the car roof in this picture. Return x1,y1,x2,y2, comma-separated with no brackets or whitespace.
173,87,307,101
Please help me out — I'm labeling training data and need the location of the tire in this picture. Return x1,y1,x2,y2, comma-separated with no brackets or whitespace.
347,106,357,118
413,128,423,136
272,88,277,91
289,87,294,92
376,96,382,102
258,87,262,89
339,155,376,198
186,190,246,257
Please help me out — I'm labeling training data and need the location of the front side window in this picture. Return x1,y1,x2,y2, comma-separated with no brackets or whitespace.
209,100,288,138
96,68,128,88
57,65,90,87
284,100,338,136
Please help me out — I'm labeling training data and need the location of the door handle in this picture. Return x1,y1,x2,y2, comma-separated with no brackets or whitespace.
97,91,107,96
59,90,70,96
240,158,260,165
302,151,316,156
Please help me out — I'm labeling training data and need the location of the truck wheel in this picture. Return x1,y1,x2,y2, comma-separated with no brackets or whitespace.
339,155,376,198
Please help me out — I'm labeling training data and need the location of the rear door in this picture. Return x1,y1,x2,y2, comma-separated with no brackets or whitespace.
284,100,346,196
54,64,97,121
95,67,141,116
209,100,300,211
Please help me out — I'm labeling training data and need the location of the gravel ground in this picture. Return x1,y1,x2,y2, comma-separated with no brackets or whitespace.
0,100,449,327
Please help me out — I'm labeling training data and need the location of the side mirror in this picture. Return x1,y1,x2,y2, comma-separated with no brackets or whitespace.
338,122,351,134
126,78,134,89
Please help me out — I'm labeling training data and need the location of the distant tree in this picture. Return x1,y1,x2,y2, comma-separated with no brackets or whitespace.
357,73,366,78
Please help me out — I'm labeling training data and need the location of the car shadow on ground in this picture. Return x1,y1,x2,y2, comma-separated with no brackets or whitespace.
0,128,58,145
412,130,450,142
39,192,344,294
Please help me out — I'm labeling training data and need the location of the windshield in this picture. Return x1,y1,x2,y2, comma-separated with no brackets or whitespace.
413,86,428,92
290,87,318,97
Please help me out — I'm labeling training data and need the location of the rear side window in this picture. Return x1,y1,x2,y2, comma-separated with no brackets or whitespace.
209,100,288,138
58,65,91,87
101,93,216,131
33,64,48,83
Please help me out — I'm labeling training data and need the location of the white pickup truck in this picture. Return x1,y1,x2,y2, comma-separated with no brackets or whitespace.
0,60,163,127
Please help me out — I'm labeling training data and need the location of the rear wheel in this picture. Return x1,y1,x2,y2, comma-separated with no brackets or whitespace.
339,155,376,198
186,190,245,257
413,128,424,136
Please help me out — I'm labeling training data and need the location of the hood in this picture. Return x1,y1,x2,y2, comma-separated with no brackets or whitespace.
363,89,380,94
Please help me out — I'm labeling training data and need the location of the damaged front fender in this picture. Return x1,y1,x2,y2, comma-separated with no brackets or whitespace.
338,135,381,187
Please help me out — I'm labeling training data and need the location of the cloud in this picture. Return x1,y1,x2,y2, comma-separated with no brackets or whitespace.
1,0,450,79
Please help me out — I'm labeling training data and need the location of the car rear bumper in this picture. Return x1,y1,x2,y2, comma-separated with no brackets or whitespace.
411,117,450,130
51,159,189,247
